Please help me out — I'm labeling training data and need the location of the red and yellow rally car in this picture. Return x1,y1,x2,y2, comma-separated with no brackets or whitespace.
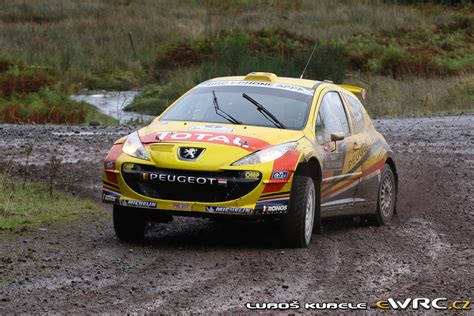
103,72,398,247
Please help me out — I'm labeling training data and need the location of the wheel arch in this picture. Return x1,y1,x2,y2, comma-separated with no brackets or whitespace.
295,156,322,234
385,154,398,214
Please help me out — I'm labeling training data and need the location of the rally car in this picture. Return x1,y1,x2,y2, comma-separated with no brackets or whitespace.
103,72,398,248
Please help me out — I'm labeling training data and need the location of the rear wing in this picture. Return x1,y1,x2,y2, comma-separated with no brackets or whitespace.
337,84,367,101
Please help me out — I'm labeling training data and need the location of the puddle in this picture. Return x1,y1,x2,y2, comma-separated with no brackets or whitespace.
71,91,155,123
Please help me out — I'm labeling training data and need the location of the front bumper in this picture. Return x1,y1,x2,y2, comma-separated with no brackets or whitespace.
103,161,293,216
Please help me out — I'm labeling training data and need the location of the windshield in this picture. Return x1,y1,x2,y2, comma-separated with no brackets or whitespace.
159,81,314,130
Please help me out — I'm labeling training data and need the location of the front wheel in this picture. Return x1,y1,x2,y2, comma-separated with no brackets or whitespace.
370,164,396,226
113,205,146,242
281,175,316,248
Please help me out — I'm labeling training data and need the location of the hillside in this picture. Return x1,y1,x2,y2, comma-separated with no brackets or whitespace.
0,0,472,120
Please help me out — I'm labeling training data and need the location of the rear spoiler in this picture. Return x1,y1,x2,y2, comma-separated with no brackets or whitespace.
337,84,367,101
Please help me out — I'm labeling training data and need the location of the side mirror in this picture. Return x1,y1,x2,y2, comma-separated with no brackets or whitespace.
330,133,345,142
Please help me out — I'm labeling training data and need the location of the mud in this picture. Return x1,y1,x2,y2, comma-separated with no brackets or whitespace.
0,115,472,313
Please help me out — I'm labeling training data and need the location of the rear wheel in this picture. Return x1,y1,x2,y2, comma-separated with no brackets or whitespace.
369,164,396,226
281,175,316,248
113,205,146,242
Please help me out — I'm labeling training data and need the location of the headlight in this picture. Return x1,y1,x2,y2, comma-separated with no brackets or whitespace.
122,131,149,160
232,142,298,166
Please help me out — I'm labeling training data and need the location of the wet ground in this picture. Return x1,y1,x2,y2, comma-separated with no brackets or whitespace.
71,91,155,123
0,115,472,313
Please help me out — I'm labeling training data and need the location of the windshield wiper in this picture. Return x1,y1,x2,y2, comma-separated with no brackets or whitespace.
212,90,241,125
242,93,286,129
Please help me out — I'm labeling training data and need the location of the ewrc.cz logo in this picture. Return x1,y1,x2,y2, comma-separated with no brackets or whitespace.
374,298,471,311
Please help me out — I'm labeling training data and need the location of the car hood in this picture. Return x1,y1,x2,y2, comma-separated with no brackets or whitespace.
136,121,304,170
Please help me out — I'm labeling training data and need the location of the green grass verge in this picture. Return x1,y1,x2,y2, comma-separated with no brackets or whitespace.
0,175,101,231
85,105,118,126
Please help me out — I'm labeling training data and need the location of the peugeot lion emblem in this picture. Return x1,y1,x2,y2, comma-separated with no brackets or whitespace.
178,147,205,161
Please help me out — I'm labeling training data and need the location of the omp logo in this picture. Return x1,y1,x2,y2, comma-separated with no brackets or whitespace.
375,298,471,311
245,171,260,179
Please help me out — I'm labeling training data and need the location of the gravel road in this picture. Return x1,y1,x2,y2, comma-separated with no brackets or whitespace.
0,115,472,313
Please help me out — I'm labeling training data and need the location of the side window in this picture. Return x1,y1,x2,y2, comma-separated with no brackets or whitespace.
315,92,350,144
344,93,366,134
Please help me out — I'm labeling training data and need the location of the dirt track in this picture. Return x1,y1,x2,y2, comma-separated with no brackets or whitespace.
0,115,472,313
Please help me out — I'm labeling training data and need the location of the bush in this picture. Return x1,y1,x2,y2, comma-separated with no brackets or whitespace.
0,56,102,124
133,30,348,116
155,29,345,82
341,15,474,77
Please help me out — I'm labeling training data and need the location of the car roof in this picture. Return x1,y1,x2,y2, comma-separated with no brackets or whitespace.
207,72,322,89
206,72,367,101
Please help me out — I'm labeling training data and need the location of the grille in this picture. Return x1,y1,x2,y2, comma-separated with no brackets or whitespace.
122,164,261,202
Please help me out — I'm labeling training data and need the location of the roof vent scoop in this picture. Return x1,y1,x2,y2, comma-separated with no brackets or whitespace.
244,72,278,82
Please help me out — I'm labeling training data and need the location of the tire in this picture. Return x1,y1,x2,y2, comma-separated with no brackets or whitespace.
113,205,146,242
281,175,316,248
369,164,396,226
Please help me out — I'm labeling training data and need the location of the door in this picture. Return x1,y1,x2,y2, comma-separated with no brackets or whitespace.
343,92,380,211
315,91,362,215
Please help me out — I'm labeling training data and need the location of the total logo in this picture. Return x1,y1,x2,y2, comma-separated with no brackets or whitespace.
263,204,288,213
155,131,251,148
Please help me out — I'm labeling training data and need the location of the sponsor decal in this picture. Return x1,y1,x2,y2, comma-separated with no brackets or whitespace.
198,80,314,96
178,147,205,160
245,171,260,179
144,172,218,185
122,163,135,171
189,125,233,132
263,204,288,214
272,171,289,180
141,172,150,182
102,189,120,203
156,131,250,148
206,206,253,215
120,200,157,208
105,160,115,170
172,202,191,210
217,178,227,186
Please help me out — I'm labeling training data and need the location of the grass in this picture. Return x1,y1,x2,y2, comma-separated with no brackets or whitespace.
0,0,462,89
0,174,101,231
347,75,474,117
0,1,472,118
340,14,474,76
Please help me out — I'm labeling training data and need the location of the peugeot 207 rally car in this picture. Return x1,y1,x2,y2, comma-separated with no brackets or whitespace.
103,72,398,248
